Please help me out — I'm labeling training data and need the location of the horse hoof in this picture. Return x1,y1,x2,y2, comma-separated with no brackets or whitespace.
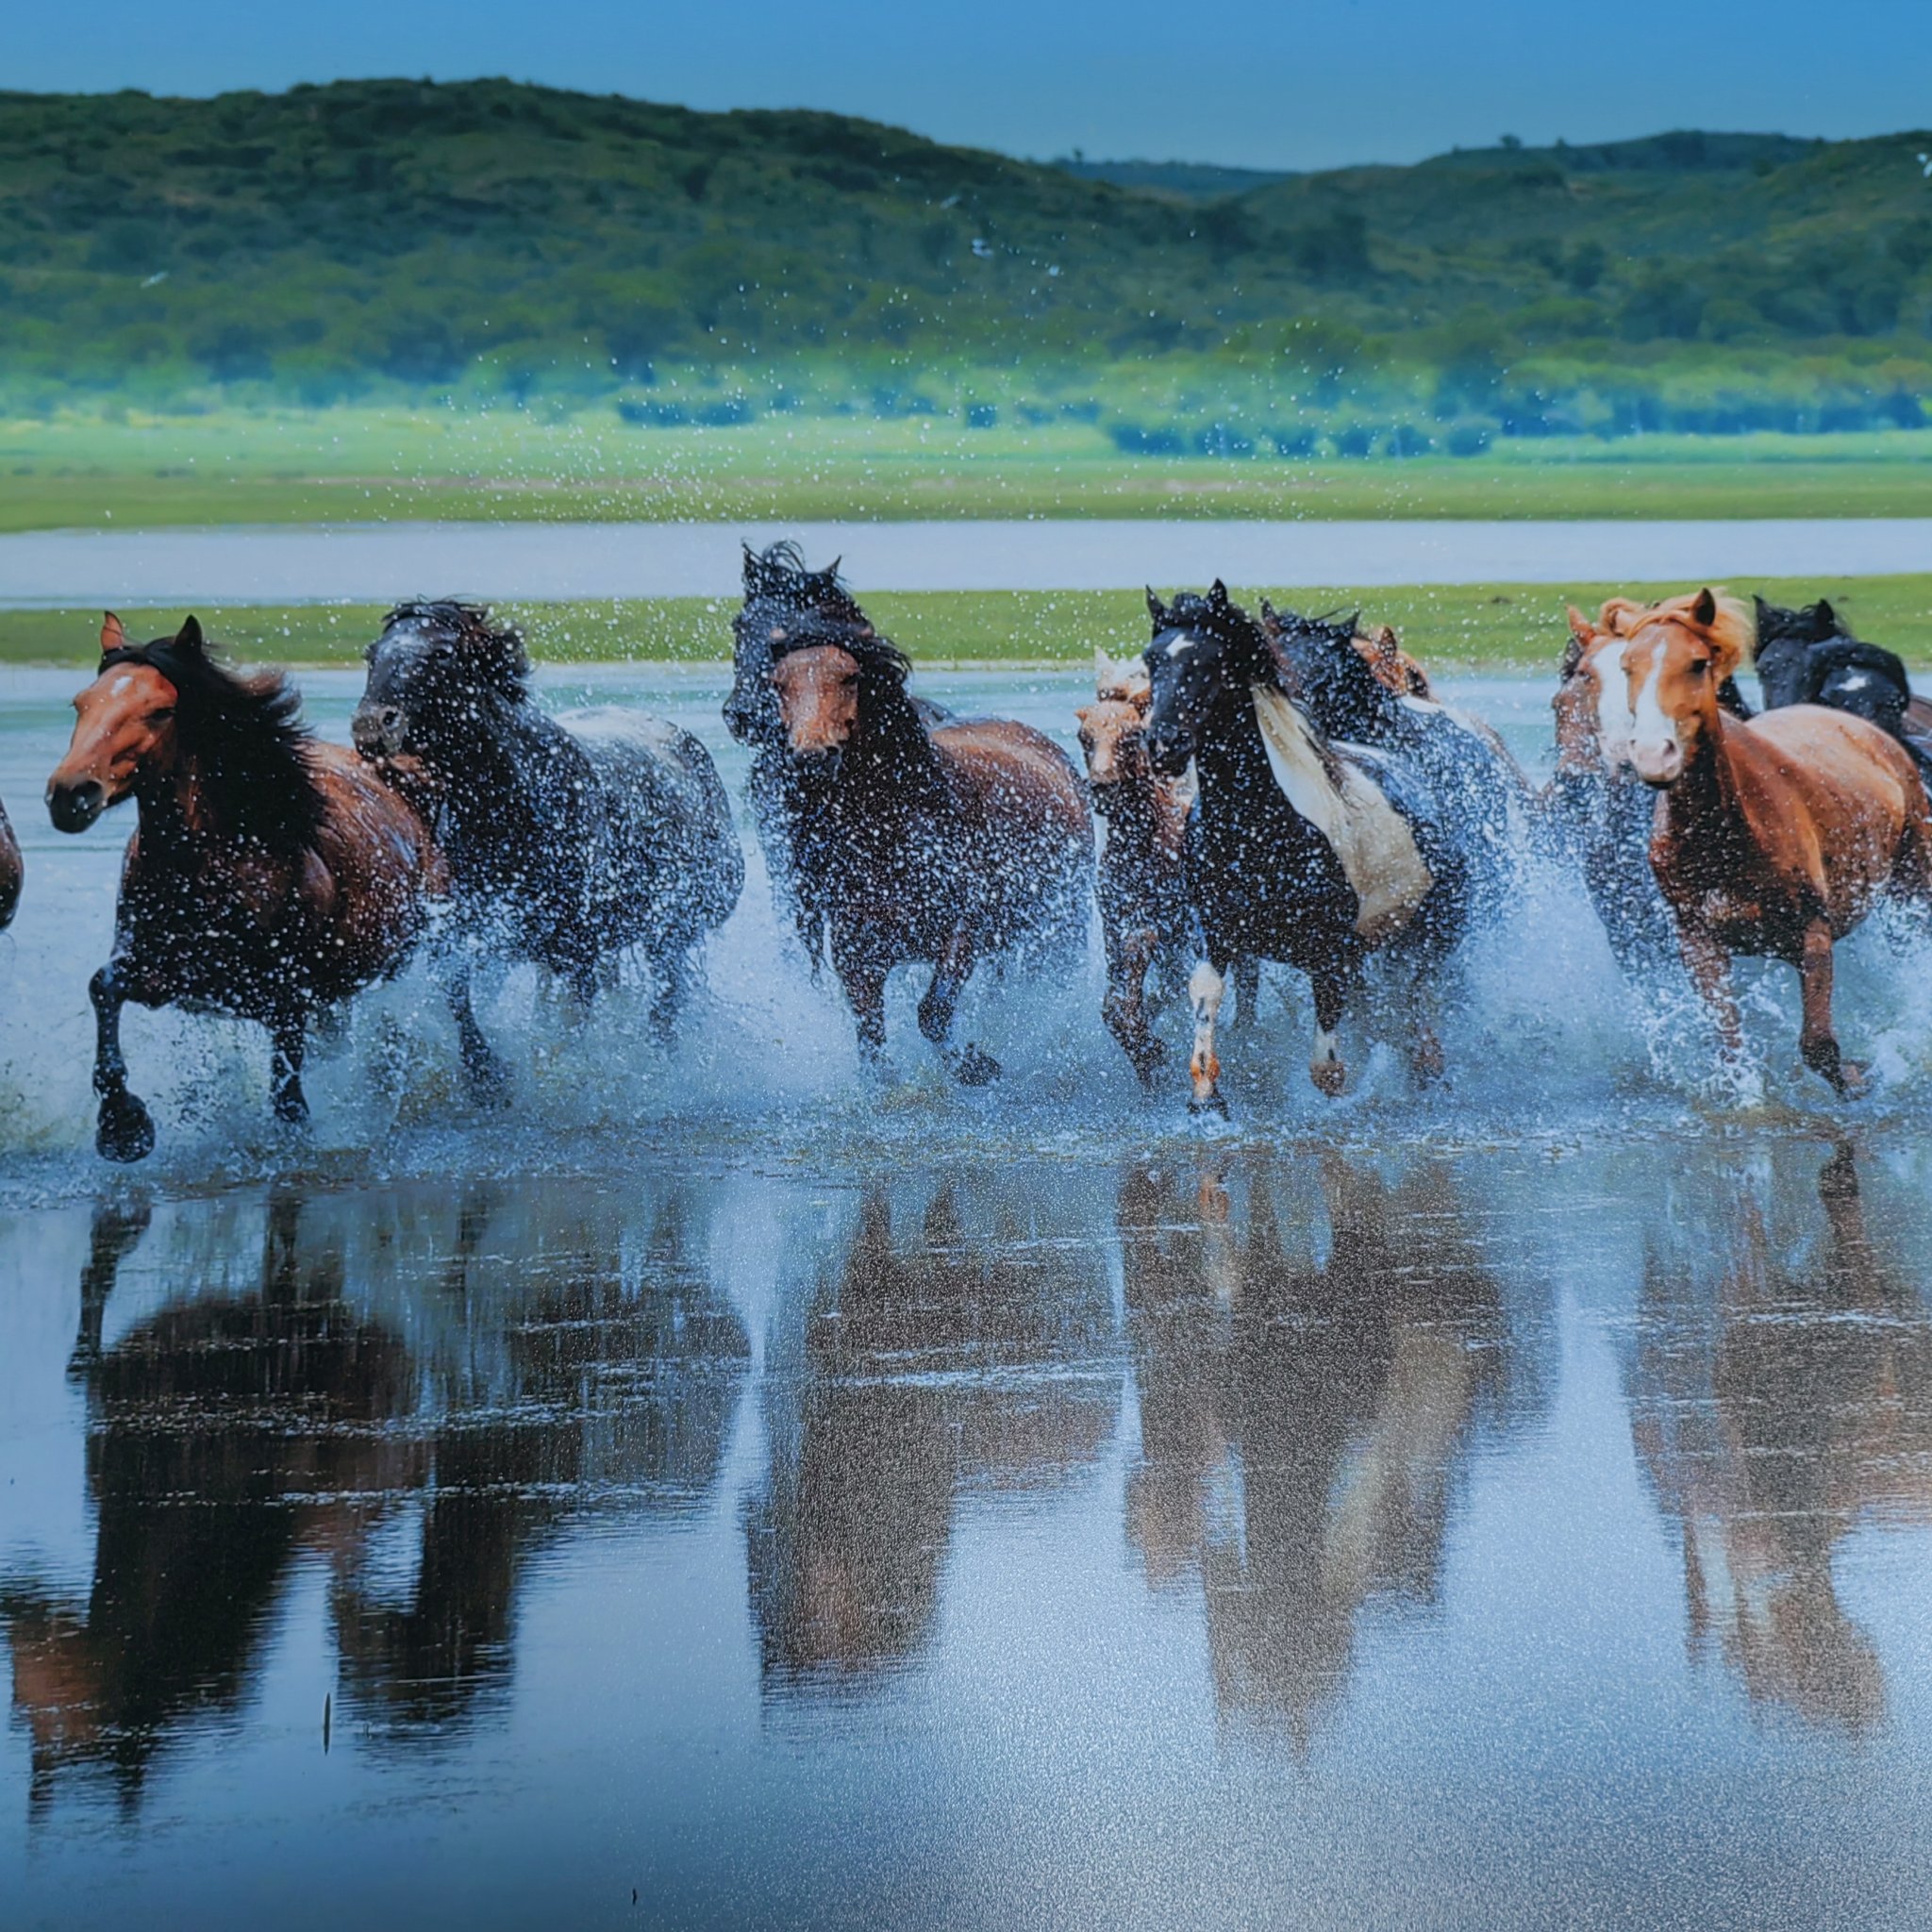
1309,1061,1347,1099
96,1093,156,1164
1837,1060,1871,1100
1188,1091,1230,1120
1410,1041,1445,1084
274,1090,309,1126
954,1045,1002,1087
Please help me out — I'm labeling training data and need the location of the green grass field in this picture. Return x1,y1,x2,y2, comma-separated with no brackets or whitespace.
11,575,1932,675
4,409,1931,531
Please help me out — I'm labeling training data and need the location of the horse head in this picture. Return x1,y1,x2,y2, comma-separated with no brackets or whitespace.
47,613,190,832
767,619,912,780
1075,648,1155,793
1591,588,1753,788
1551,605,1624,781
1753,596,1850,711
1142,581,1272,777
728,542,874,746
353,600,528,772
1257,602,1399,744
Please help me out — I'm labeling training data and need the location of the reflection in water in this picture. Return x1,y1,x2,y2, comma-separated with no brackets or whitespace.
1630,1143,1932,1732
1119,1154,1511,1744
2,1177,749,1807
747,1172,1117,1690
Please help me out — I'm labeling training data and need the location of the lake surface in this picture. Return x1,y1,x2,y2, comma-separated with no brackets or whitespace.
4,515,1931,604
5,666,1932,1928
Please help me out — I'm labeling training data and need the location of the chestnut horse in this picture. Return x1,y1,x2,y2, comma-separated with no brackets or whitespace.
766,611,1092,1080
46,615,443,1160
1587,588,1932,1093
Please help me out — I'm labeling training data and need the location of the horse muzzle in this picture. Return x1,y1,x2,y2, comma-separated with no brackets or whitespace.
46,776,106,833
351,702,410,761
787,745,844,785
1628,742,1685,788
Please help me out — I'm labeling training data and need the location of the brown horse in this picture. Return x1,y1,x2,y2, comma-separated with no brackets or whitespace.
1585,588,1932,1093
0,797,20,931
766,614,1092,1081
45,614,445,1159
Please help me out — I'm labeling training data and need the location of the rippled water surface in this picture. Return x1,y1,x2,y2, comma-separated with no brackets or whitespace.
5,667,1932,1927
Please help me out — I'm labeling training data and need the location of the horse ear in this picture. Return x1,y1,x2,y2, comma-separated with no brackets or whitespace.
1208,579,1230,609
741,543,759,592
1145,588,1168,632
1690,588,1718,627
1566,605,1594,646
100,611,126,655
175,615,206,656
1093,645,1116,687
1815,597,1837,628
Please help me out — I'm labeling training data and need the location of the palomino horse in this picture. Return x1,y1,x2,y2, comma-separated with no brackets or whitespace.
727,542,951,967
1142,583,1492,1111
1755,596,1932,782
1078,649,1257,1082
354,601,742,1081
1585,587,1932,1092
764,609,1092,1081
46,615,443,1160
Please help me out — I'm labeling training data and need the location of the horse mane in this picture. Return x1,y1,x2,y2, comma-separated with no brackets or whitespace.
1598,588,1756,680
1260,601,1403,741
1753,596,1847,658
105,631,325,852
380,598,531,699
741,541,874,632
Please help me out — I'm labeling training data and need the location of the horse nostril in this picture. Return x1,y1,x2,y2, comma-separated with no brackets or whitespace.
47,778,105,833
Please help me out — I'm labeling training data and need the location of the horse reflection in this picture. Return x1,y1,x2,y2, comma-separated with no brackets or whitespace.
2,1190,417,1810
1117,1154,1507,1746
1629,1144,1932,1733
4,1178,749,1808
747,1174,1115,1689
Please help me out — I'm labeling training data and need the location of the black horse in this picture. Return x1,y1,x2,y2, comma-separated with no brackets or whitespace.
1143,583,1499,1112
353,601,743,1086
726,543,951,968
1754,596,1932,780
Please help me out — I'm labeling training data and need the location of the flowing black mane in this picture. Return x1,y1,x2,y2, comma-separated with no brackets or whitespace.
1261,601,1404,742
768,618,913,685
103,631,325,852
378,599,531,701
741,541,873,631
1753,596,1846,657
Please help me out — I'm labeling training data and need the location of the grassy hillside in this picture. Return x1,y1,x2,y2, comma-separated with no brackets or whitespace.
3,80,1930,454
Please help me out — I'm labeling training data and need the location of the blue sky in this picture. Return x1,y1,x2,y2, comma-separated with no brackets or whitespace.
6,0,1925,170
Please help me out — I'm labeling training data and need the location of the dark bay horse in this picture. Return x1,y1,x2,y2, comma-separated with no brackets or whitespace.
726,542,951,967
1588,588,1932,1093
353,601,742,1081
0,796,21,932
765,611,1091,1081
46,614,443,1159
1143,584,1507,1111
1754,596,1932,781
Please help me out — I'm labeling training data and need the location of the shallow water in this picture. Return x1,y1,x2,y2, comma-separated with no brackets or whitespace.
6,667,1932,1927
5,515,1932,602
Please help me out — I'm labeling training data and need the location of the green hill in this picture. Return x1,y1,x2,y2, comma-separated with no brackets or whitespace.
3,79,1929,448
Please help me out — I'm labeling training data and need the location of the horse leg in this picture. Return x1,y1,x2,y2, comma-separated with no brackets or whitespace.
445,966,509,1108
648,934,699,1046
90,962,155,1163
1676,919,1744,1071
831,927,891,1074
1309,970,1349,1098
1407,964,1446,1085
269,1009,310,1125
1103,925,1164,1084
920,932,999,1086
1188,956,1229,1117
1797,920,1863,1096
1226,954,1261,1035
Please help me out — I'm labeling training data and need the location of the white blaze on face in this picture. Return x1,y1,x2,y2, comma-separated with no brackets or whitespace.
1627,634,1685,782
1592,639,1641,770
1165,635,1195,659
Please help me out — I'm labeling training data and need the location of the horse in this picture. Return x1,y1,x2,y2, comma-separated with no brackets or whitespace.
1142,582,1489,1111
45,614,444,1161
1585,587,1932,1093
1259,603,1436,701
1079,648,1257,1082
353,600,743,1083
726,542,951,967
1754,596,1932,781
0,797,21,931
764,608,1092,1081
